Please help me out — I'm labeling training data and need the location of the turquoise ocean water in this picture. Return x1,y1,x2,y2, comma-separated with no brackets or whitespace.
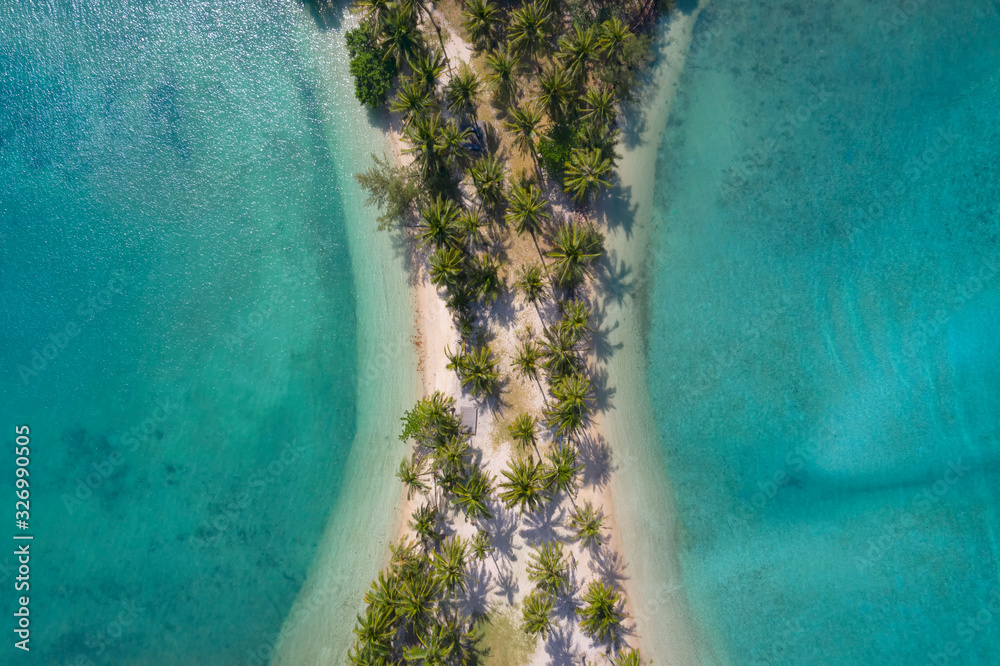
0,1,379,663
647,0,1000,663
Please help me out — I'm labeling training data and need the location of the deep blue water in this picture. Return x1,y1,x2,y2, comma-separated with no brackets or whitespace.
0,1,360,663
647,1,1000,663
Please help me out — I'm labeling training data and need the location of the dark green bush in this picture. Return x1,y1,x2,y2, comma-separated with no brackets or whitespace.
346,25,397,108
537,123,577,180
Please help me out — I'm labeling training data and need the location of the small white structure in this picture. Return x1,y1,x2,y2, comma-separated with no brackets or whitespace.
459,405,478,435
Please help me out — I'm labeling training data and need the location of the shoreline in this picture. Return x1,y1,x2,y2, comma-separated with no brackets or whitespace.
595,4,712,663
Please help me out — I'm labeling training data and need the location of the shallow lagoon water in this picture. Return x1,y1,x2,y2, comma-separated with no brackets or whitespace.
646,1,1000,663
0,0,383,663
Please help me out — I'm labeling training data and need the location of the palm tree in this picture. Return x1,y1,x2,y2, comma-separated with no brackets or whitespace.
429,246,465,290
471,529,494,560
513,340,542,380
581,87,616,129
409,503,443,550
352,604,396,659
545,221,604,289
563,147,612,203
445,66,482,122
408,49,447,92
445,344,500,398
485,46,519,105
404,112,447,181
506,181,550,264
538,65,575,123
546,372,592,437
542,444,582,496
462,0,500,50
454,466,495,520
458,207,487,248
469,155,507,210
508,0,554,61
391,76,437,127
440,117,473,171
558,298,591,336
380,3,421,68
598,17,634,63
515,264,546,303
403,621,454,664
526,541,569,595
433,434,470,488
558,23,598,81
398,454,430,499
612,648,643,666
578,580,624,643
364,569,403,614
505,103,544,169
399,574,440,631
417,195,462,250
433,536,468,594
498,456,545,514
569,500,605,548
507,413,537,450
469,252,503,304
521,591,555,638
401,391,462,445
540,323,583,377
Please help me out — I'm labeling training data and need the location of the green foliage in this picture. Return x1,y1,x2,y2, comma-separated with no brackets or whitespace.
508,413,538,449
400,391,460,445
513,340,543,379
354,153,422,230
454,466,495,521
498,456,545,514
545,221,604,289
537,123,576,180
526,541,569,595
515,264,546,303
446,343,500,398
577,580,624,643
541,444,582,496
521,591,555,638
569,499,605,548
612,648,644,666
346,25,397,108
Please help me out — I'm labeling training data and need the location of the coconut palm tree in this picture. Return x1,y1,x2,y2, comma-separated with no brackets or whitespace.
445,343,500,398
433,434,470,488
398,454,431,499
563,147,612,203
541,444,582,496
471,529,495,560
357,0,393,31
578,580,624,643
469,252,502,304
364,569,403,613
454,466,495,520
498,456,545,514
612,649,643,666
445,67,482,121
522,591,555,638
469,154,507,210
352,604,396,659
545,221,604,289
429,246,465,290
508,0,554,61
433,536,468,594
391,76,437,127
400,391,462,445
485,46,520,105
515,264,546,303
513,340,543,380
404,112,447,181
538,65,575,123
417,195,462,250
440,118,473,171
558,23,598,81
598,16,634,63
409,504,444,551
540,323,584,378
408,49,447,92
403,621,454,663
506,181,550,264
569,500,605,548
505,103,544,168
462,0,500,50
380,3,421,68
526,541,569,595
558,298,592,336
507,413,537,450
458,207,487,248
581,87,616,129
546,372,592,436
400,573,440,631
